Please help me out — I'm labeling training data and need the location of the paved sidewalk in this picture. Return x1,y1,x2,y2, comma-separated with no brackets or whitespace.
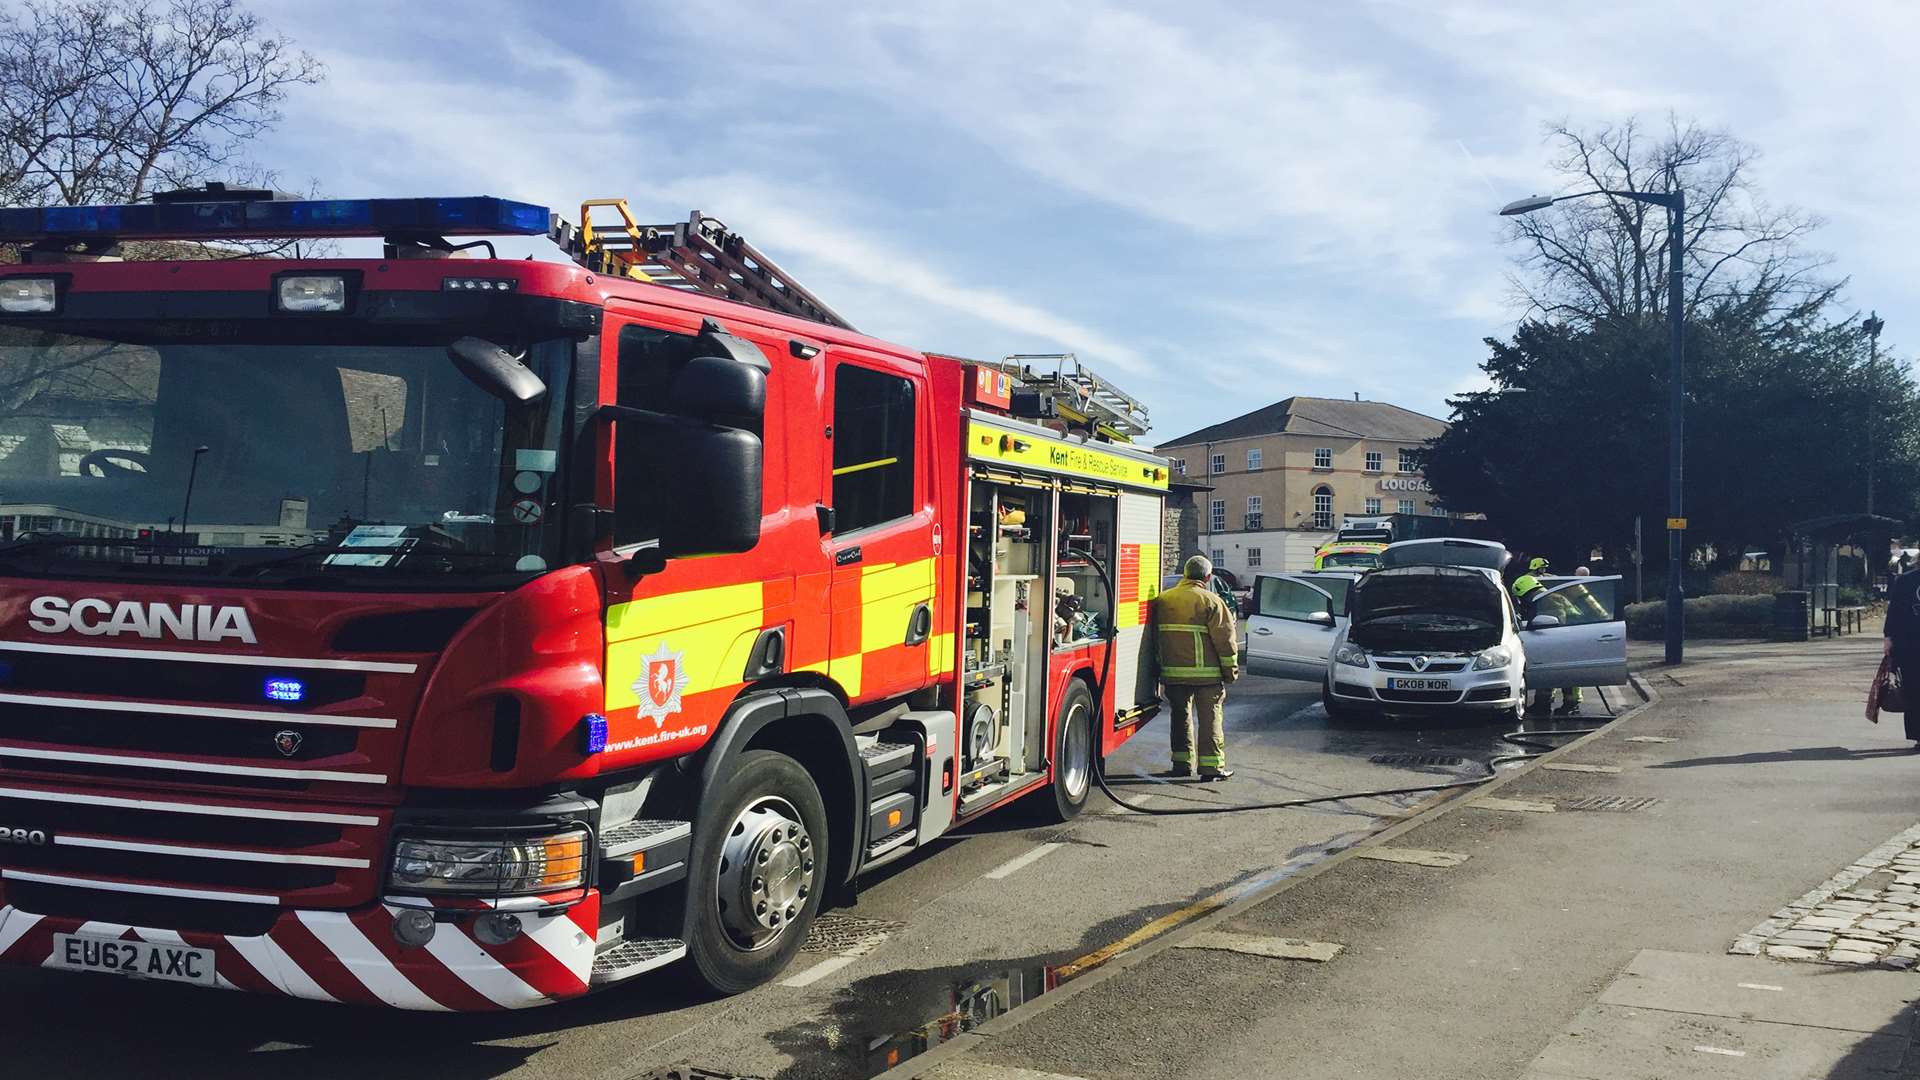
905,634,1920,1080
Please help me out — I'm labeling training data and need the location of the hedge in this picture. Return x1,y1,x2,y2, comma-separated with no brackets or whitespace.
1624,595,1773,640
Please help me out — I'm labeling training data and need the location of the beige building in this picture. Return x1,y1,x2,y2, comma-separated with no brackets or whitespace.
1157,396,1449,577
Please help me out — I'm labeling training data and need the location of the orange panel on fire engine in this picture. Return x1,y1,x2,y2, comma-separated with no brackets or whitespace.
814,353,937,703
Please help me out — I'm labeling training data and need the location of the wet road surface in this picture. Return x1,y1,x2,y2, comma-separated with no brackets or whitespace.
0,675,1620,1080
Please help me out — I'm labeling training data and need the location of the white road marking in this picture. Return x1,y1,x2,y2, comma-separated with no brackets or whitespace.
1627,736,1677,743
1737,982,1784,991
1355,847,1470,868
780,953,861,988
1175,931,1343,963
1541,763,1621,774
984,843,1063,880
1694,1045,1747,1057
1473,797,1557,814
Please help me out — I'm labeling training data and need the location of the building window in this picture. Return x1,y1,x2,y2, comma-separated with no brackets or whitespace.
1210,547,1225,565
1399,448,1418,473
1210,499,1226,532
830,365,918,534
1209,453,1226,475
1171,458,1187,476
1247,547,1262,568
1313,447,1333,470
1398,498,1416,516
1245,495,1262,531
1312,486,1334,530
1365,450,1382,473
1247,447,1263,471
1365,497,1381,515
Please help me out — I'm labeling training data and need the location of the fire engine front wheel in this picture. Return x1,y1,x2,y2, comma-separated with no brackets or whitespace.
685,749,829,994
1045,679,1096,822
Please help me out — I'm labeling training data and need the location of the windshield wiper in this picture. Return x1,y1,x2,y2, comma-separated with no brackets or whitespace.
229,542,511,579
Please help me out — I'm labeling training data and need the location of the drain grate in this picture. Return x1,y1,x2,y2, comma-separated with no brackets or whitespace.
633,1069,766,1080
1562,795,1662,812
801,913,905,954
1369,753,1467,768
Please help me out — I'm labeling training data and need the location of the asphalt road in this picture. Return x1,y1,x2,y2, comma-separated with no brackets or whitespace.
0,675,1615,1080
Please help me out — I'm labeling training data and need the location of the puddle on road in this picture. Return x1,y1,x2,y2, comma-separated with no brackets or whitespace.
852,961,1058,1077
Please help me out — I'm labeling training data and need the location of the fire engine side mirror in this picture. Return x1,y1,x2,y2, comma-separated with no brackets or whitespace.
598,405,764,559
669,355,766,434
446,337,547,404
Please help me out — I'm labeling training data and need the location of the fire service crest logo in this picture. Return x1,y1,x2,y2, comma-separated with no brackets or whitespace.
635,642,691,728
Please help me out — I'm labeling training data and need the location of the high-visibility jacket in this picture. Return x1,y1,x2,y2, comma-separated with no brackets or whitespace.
1152,579,1239,685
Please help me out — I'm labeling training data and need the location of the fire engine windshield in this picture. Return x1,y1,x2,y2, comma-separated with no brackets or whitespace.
0,327,574,589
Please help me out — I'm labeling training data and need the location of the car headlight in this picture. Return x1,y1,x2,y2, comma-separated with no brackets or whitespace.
1333,643,1369,668
390,829,588,896
1472,646,1514,671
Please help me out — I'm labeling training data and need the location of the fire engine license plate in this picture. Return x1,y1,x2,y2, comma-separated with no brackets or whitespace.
1386,678,1452,692
52,934,216,987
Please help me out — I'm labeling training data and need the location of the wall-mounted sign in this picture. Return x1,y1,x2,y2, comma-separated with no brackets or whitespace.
1379,477,1432,492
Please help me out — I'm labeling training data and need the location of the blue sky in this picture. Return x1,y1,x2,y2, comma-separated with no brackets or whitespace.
250,0,1916,444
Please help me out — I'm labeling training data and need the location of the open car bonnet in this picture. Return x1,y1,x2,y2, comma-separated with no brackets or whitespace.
1349,565,1506,653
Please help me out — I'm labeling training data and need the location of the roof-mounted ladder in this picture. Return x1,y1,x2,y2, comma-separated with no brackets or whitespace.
549,201,853,330
991,353,1151,440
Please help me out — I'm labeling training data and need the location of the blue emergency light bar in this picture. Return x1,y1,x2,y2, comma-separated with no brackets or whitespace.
0,196,550,243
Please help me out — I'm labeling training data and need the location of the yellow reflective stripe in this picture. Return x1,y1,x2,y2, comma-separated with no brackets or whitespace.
1117,601,1140,629
1158,622,1208,631
929,631,955,676
831,456,899,478
799,653,864,698
1161,665,1221,678
604,582,767,711
861,557,936,654
606,582,762,643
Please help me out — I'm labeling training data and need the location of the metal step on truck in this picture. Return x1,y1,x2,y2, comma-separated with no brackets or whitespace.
0,189,1168,1009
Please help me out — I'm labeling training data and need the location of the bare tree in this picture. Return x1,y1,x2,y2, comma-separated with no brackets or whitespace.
1505,117,1837,326
0,0,322,208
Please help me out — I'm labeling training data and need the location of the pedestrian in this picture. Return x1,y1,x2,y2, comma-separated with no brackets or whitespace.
1153,554,1239,780
1882,562,1920,745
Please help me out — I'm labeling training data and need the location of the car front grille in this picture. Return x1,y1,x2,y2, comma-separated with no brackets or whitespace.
1377,688,1465,704
1375,659,1470,673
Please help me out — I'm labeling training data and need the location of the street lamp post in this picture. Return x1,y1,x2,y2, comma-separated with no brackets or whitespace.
1501,187,1688,664
1864,312,1885,517
180,445,210,542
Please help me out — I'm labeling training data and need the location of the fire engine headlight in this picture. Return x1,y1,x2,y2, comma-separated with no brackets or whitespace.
275,274,348,313
389,829,588,896
0,277,57,313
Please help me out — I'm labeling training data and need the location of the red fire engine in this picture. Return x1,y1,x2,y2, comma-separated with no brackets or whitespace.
0,189,1168,1009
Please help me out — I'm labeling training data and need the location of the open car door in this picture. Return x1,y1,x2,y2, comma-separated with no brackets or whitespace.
1520,576,1628,689
1246,574,1349,682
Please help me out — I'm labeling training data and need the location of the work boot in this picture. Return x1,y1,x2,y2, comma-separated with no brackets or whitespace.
1159,765,1193,779
1554,701,1582,717
1199,768,1234,781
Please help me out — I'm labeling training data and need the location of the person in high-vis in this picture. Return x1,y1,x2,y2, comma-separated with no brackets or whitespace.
1152,555,1240,780
1513,557,1584,716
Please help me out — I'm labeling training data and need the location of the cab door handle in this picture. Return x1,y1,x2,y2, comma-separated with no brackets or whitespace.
904,602,933,646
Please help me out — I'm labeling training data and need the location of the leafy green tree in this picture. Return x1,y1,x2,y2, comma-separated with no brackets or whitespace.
1428,117,1918,572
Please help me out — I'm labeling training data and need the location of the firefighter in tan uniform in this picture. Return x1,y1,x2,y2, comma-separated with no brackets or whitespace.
1152,555,1240,780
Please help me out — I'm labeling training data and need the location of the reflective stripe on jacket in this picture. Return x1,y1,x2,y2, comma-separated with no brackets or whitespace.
1152,579,1239,684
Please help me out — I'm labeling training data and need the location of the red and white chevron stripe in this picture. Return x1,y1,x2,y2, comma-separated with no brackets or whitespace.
0,894,599,1011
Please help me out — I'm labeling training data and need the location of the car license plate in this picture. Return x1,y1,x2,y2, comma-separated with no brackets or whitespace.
51,933,216,987
1387,678,1452,692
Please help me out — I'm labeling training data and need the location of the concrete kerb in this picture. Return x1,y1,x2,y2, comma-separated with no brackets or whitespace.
886,674,1664,1080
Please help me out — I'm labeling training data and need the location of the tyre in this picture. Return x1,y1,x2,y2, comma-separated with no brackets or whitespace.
1043,679,1097,822
683,749,829,994
1322,678,1372,722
